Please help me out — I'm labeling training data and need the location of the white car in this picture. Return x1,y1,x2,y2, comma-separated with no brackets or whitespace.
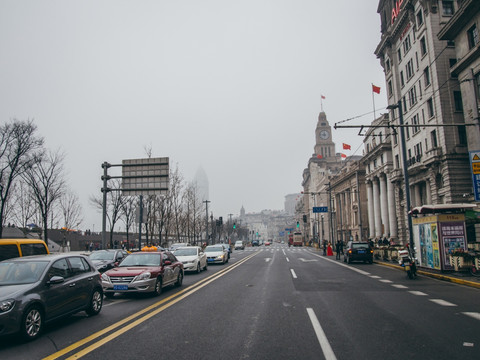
173,246,207,273
204,245,229,264
234,241,244,250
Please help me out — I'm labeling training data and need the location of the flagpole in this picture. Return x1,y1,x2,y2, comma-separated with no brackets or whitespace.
371,83,376,121
320,96,323,112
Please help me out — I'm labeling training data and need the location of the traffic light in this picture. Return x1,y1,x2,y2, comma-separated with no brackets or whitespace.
296,221,300,228
303,215,307,223
219,216,223,225
233,222,236,229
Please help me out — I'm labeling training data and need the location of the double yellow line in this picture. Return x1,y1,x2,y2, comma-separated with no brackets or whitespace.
43,251,259,360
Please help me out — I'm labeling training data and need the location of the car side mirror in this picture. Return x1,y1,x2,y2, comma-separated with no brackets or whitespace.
47,276,64,285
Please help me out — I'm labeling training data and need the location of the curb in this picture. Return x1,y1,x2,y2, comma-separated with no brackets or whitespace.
374,260,480,289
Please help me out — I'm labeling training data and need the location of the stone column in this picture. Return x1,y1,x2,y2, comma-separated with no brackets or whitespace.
379,173,390,237
426,180,432,204
367,181,375,239
387,177,397,238
414,183,421,208
373,177,382,238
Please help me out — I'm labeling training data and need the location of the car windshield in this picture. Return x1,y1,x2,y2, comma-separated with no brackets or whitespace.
0,261,49,285
90,251,115,260
352,243,370,249
119,254,161,267
174,248,197,256
235,241,242,245
205,246,223,252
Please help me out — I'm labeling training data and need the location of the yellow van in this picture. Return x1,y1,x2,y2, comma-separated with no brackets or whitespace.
0,238,50,261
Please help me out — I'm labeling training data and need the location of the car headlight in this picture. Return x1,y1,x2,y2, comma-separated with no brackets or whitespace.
184,260,195,264
0,299,15,312
101,273,111,282
135,272,151,281
215,255,224,260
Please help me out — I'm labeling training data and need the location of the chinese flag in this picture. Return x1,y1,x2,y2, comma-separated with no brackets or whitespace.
316,154,323,159
343,143,351,150
341,153,347,158
372,84,381,94
321,95,326,99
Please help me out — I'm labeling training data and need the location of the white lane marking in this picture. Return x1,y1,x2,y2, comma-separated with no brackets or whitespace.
290,269,297,279
306,308,337,360
298,258,318,262
379,279,393,283
265,258,271,262
463,342,474,347
286,257,290,262
103,299,129,307
392,284,408,289
463,312,480,321
430,299,457,307
370,275,381,279
409,291,428,296
282,249,286,255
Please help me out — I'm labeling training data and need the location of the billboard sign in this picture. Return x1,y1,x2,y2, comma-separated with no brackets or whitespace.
121,157,169,196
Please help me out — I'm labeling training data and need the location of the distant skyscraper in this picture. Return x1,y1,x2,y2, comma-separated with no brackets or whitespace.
194,166,209,202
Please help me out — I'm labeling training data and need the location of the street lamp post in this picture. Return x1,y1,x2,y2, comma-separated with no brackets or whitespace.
388,101,414,254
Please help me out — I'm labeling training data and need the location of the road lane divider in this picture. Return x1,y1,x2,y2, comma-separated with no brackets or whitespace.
306,308,337,360
290,269,297,279
43,251,260,360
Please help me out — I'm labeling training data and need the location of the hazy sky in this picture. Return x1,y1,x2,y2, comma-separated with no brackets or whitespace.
1,0,387,231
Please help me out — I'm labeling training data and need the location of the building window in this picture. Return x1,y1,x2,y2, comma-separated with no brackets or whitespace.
420,37,427,56
398,48,402,63
400,71,405,87
403,96,407,113
408,86,417,107
427,98,434,118
468,24,479,50
388,80,393,97
403,34,412,54
416,10,424,26
424,66,431,86
425,138,429,151
442,1,454,16
395,155,400,169
453,91,463,112
412,113,420,134
386,58,391,72
431,129,438,147
406,59,414,79
458,126,467,145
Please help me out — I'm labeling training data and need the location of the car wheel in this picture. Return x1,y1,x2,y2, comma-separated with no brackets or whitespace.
175,272,183,287
153,278,162,296
196,263,201,273
86,288,103,316
21,305,43,341
104,292,115,299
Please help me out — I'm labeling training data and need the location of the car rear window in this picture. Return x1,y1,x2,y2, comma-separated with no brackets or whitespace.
20,243,48,256
0,244,20,261
352,243,370,249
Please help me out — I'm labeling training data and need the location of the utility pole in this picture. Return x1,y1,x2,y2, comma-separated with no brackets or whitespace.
203,200,210,245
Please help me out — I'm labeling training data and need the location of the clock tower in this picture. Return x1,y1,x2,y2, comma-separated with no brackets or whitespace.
313,112,335,159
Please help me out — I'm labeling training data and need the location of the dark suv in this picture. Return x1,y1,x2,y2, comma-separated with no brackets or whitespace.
344,241,373,264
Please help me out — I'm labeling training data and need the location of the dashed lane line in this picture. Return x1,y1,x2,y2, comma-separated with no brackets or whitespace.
429,299,457,307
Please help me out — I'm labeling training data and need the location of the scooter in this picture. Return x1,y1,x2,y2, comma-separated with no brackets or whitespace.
398,247,417,279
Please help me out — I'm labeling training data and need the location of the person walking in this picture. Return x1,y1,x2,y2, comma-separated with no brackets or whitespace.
322,240,327,256
335,240,343,260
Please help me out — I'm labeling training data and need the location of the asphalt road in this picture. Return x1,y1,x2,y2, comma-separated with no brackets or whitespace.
1,244,479,360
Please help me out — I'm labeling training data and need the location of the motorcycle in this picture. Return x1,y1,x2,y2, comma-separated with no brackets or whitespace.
398,247,417,279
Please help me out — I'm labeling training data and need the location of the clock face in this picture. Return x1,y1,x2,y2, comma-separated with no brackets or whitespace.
320,130,329,140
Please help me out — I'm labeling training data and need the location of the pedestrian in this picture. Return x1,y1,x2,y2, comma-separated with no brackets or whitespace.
322,240,327,255
327,242,334,256
335,240,342,260
89,241,93,252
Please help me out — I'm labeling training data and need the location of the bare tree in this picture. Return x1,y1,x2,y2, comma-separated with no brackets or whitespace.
90,179,124,249
59,189,83,230
120,196,136,249
169,166,184,242
22,149,66,241
0,119,43,237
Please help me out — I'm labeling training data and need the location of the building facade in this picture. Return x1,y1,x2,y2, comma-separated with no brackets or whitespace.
374,0,472,244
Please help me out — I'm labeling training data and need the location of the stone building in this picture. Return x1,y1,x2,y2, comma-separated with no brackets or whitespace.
374,0,472,244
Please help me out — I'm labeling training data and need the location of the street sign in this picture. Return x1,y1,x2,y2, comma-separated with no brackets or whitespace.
285,228,294,232
470,151,480,201
121,157,169,196
313,206,328,213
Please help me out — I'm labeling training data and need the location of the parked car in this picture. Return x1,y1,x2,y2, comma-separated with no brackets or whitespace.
89,249,129,272
0,239,49,261
0,254,103,340
173,246,207,273
234,241,245,250
344,241,373,264
252,240,259,247
101,251,183,298
204,245,228,264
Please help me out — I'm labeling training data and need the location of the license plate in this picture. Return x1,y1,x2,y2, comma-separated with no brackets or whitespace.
357,250,365,254
114,284,128,290
207,259,214,262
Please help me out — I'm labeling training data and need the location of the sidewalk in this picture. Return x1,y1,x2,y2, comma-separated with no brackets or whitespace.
374,259,480,289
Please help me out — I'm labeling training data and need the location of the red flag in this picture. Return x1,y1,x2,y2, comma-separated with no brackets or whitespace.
321,95,326,99
316,154,323,159
343,143,351,150
372,84,381,94
341,153,347,158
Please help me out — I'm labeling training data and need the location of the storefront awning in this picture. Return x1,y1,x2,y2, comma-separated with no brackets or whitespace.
409,203,477,216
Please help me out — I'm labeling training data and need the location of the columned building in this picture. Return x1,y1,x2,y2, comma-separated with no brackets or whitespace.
302,112,342,244
363,114,399,242
375,0,472,244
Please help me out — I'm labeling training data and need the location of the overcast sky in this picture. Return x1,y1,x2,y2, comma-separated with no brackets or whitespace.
1,0,387,231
